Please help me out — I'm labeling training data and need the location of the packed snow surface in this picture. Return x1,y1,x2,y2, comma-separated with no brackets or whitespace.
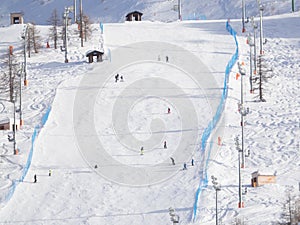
0,4,299,225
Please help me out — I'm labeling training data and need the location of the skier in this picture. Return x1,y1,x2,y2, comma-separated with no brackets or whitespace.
166,56,169,62
120,75,124,82
183,163,187,170
164,141,167,149
170,157,175,165
49,169,52,176
34,174,37,183
140,146,144,155
191,158,194,166
115,73,119,82
167,107,171,114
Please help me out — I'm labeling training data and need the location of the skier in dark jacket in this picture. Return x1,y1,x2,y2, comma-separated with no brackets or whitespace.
115,74,119,82
170,157,175,165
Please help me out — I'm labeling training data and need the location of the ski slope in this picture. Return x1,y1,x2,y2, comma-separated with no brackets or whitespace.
0,19,234,224
0,11,300,225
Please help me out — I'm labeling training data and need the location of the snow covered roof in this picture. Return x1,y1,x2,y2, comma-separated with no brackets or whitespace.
125,11,143,17
85,50,104,57
252,170,276,177
0,117,10,124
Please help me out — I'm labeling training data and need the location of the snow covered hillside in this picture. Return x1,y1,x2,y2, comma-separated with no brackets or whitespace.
0,0,298,26
0,1,299,225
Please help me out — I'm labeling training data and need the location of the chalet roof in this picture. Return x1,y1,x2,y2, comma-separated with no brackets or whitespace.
252,170,276,177
0,117,11,124
126,11,143,17
10,12,24,15
85,50,104,57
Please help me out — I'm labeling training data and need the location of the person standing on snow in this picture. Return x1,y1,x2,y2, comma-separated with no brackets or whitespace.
115,74,119,82
170,157,175,165
183,163,187,170
34,174,37,183
164,141,167,149
167,107,171,114
140,146,144,155
191,158,194,166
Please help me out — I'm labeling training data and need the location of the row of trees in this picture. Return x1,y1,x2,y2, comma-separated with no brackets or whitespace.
0,23,40,100
0,8,93,100
48,8,92,50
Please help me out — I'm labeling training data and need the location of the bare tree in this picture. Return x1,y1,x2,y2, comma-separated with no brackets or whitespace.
252,54,273,102
0,47,19,102
32,25,41,54
27,27,32,58
8,48,14,102
295,198,300,223
82,14,92,42
232,218,245,225
0,65,10,100
26,23,41,57
279,192,300,225
48,9,61,49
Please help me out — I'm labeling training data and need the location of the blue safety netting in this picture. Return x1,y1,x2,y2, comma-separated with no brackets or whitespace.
192,21,239,222
3,106,51,204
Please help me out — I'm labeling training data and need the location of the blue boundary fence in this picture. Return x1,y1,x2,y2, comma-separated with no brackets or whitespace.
191,21,239,222
3,107,52,204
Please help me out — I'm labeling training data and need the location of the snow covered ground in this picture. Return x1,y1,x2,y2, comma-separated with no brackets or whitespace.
0,9,299,225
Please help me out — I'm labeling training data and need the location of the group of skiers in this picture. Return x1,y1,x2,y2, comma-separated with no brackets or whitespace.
169,158,194,167
113,70,194,171
33,169,52,183
171,157,194,170
139,106,194,170
157,55,169,63
115,73,124,82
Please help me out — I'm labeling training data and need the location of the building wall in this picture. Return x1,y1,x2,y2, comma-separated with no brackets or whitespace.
10,14,24,24
0,123,10,130
251,174,276,187
126,13,142,21
257,175,276,186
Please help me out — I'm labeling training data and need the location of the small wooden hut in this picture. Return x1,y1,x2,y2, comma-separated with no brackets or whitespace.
251,171,276,187
0,118,19,131
125,11,143,21
10,12,24,24
86,50,104,63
